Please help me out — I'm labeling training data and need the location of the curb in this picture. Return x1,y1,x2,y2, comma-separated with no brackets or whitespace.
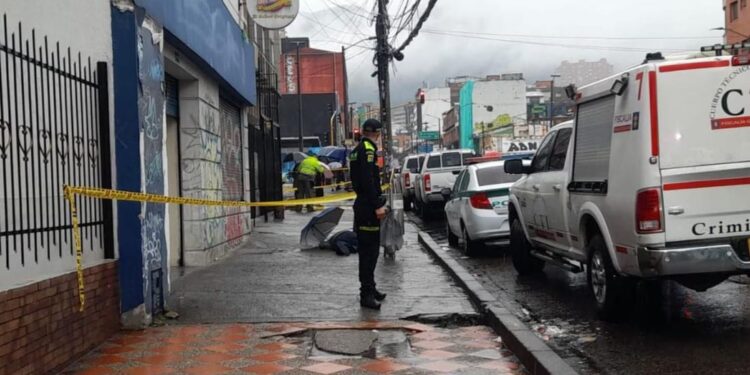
418,232,578,375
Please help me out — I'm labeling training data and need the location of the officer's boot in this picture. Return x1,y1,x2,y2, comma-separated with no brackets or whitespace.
373,289,387,301
360,293,381,310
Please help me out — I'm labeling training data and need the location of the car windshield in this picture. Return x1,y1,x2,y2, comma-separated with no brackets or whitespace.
442,152,462,167
476,166,521,186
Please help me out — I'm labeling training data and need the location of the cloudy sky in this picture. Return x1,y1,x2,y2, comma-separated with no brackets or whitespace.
286,0,725,105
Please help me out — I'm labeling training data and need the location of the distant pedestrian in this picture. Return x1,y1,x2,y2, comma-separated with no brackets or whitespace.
295,153,325,212
350,119,387,310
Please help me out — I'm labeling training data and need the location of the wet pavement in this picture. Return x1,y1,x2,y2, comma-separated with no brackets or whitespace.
412,212,750,375
169,209,476,323
64,322,524,374
66,207,531,374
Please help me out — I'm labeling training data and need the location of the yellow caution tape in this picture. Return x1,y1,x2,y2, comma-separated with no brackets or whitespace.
283,180,353,193
63,184,390,311
64,188,86,312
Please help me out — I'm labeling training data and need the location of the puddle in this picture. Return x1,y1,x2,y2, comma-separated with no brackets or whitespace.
309,329,413,360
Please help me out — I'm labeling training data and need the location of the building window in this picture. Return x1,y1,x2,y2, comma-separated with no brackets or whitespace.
731,1,740,21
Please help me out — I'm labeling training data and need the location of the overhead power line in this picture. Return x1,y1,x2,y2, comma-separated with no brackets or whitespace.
419,29,695,53
420,27,721,41
394,0,438,54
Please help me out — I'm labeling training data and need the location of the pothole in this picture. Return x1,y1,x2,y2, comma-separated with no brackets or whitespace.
309,329,413,360
404,312,484,328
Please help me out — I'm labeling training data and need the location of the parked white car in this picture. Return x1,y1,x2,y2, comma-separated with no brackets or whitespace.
399,154,425,211
413,149,475,219
444,160,522,255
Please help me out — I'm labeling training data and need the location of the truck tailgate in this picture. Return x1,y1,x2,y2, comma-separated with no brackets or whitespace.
662,162,750,243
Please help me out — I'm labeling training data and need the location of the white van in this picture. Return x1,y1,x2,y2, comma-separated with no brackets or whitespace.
504,51,750,319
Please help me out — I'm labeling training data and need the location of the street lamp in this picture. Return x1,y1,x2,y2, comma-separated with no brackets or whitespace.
711,27,750,42
550,74,560,130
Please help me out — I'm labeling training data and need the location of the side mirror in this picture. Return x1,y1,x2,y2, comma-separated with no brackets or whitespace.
504,159,527,175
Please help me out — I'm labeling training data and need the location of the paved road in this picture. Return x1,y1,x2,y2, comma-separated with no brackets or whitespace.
410,212,750,375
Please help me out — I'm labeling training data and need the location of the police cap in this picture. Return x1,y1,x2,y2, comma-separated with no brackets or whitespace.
362,118,382,132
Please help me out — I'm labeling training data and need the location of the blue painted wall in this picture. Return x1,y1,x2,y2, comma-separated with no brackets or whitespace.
134,0,256,105
111,6,144,312
137,16,167,315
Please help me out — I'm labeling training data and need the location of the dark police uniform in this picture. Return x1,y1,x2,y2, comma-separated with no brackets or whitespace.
350,120,385,308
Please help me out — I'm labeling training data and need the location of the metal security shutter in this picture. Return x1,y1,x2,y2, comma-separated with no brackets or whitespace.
165,74,179,118
573,95,615,186
220,99,243,201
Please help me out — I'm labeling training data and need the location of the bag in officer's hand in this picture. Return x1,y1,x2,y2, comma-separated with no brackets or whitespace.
380,207,404,256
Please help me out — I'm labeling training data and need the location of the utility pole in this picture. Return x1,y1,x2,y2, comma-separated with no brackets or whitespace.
296,43,304,151
415,90,423,153
549,74,560,132
376,0,393,167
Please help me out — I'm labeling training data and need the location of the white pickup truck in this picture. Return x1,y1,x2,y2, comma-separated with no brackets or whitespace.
504,52,750,320
413,149,475,219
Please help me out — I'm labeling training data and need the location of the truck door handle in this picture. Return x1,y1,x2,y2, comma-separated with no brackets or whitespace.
553,184,562,192
533,184,540,191
667,207,685,215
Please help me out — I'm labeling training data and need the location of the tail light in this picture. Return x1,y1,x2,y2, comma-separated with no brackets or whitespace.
423,174,431,192
732,55,750,66
470,192,492,210
404,172,410,188
636,188,663,233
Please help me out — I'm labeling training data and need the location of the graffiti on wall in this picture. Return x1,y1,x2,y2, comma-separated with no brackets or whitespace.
137,17,166,315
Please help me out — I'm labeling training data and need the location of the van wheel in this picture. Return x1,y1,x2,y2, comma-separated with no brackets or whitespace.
462,225,480,257
587,234,628,321
447,223,459,247
510,219,544,274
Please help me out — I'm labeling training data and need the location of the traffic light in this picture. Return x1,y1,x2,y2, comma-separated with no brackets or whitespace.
418,90,425,104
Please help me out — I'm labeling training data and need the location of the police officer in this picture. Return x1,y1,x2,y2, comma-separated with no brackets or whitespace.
350,119,387,310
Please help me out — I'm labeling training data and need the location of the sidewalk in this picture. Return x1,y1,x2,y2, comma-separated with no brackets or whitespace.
64,209,526,374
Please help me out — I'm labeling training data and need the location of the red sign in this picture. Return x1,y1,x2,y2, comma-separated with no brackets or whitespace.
711,116,750,130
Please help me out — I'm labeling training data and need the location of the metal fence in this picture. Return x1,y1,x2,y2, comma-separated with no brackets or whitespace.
0,14,112,283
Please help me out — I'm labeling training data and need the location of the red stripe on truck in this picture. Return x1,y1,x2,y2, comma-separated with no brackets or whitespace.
613,125,631,133
663,177,750,191
658,60,730,73
649,71,659,157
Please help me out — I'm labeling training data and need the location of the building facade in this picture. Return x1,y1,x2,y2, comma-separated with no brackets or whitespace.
0,1,292,371
458,76,527,152
725,0,750,43
279,38,348,146
554,59,614,87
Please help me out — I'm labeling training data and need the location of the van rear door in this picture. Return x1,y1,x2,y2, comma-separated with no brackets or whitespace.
656,59,750,243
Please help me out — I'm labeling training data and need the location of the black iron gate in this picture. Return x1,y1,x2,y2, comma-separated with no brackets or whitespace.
254,72,282,219
0,14,113,272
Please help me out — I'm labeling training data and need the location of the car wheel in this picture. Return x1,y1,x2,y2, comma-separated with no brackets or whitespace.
419,201,430,220
461,224,481,257
447,222,459,247
403,196,412,212
587,233,629,321
510,219,544,275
